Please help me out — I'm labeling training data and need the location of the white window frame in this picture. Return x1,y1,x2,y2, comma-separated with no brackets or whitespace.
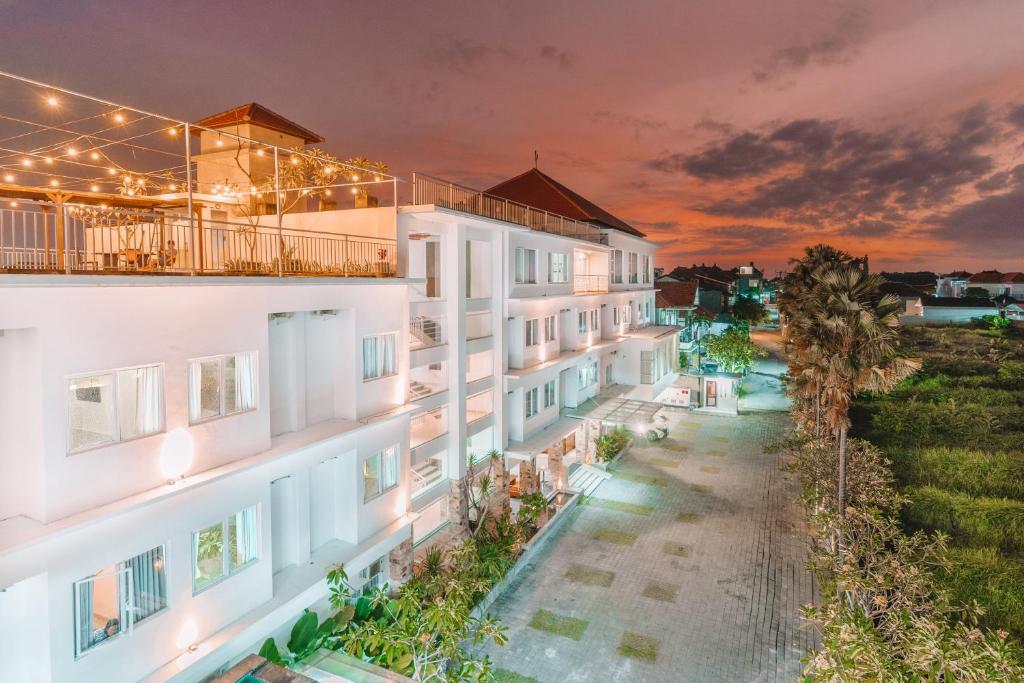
188,351,258,425
578,311,587,334
525,387,539,418
364,444,401,502
525,318,539,347
629,253,639,284
543,379,557,408
362,332,398,381
642,255,651,283
544,315,556,342
549,252,568,283
73,566,133,658
613,306,620,325
611,250,623,284
359,554,388,590
191,506,259,595
590,309,598,332
515,247,537,284
66,363,165,454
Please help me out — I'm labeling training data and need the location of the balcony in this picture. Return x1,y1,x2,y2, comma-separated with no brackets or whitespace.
0,71,399,280
466,311,492,340
466,389,494,423
410,315,446,350
410,406,448,449
412,173,607,244
574,274,608,294
409,361,447,400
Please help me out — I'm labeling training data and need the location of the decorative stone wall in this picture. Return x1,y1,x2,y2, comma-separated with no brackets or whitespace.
519,460,538,495
446,479,470,538
388,537,414,584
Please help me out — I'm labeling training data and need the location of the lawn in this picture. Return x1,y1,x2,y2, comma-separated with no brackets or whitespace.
528,609,589,640
853,326,1024,641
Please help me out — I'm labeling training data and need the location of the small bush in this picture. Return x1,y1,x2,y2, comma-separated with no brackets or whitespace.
902,486,1024,554
596,427,630,462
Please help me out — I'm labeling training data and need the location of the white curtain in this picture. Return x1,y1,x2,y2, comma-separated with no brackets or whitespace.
234,506,258,567
120,365,162,438
383,446,399,488
187,361,202,422
362,337,377,380
381,334,396,376
234,352,257,411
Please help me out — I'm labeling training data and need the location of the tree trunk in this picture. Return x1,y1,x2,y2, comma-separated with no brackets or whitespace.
814,379,821,438
837,426,848,517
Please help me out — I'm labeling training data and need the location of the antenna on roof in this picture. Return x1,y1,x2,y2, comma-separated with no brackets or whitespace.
534,150,539,169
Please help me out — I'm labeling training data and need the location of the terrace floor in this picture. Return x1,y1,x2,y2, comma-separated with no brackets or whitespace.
475,410,817,682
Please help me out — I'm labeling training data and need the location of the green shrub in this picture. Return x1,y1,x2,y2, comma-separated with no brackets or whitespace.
891,448,1024,499
595,427,630,462
999,360,1024,387
939,547,1024,642
902,486,1024,554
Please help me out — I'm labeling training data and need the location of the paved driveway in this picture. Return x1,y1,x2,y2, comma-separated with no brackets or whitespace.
740,330,791,413
477,412,816,683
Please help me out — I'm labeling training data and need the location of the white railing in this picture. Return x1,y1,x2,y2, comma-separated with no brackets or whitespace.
465,311,492,340
409,407,448,449
413,173,607,244
0,204,396,277
573,274,608,293
466,389,494,423
410,315,446,349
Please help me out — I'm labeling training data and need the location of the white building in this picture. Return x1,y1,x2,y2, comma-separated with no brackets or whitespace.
0,79,674,683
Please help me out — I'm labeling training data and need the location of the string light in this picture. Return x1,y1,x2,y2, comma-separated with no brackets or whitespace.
49,179,59,187
167,183,177,191
107,167,117,176
90,152,100,160
9,201,17,208
66,147,77,156
3,174,14,183
44,157,53,165
113,112,125,123
21,158,31,167
215,138,224,147
168,127,178,136
256,149,265,157
46,95,58,107
90,184,100,192
325,189,332,196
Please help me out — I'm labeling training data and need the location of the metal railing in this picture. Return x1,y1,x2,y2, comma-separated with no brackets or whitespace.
0,203,396,277
573,274,609,293
412,173,607,244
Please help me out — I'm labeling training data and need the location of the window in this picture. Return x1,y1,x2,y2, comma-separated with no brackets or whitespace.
544,315,556,342
543,379,557,408
611,250,623,284
192,506,258,593
525,318,539,346
515,247,537,284
525,387,539,418
624,304,633,325
590,309,598,332
549,252,568,283
188,351,257,423
364,445,400,501
426,240,441,298
362,333,398,381
74,545,168,657
642,255,651,283
629,253,638,284
645,301,651,320
613,306,620,325
359,555,388,591
577,361,598,389
578,311,587,334
67,364,164,453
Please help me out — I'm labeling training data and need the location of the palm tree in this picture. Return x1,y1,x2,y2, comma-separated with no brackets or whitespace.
809,264,920,515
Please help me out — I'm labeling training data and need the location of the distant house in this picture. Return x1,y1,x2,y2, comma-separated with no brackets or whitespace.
733,262,764,300
913,296,999,324
1003,302,1024,322
880,281,927,316
963,270,1024,299
668,263,736,312
935,270,972,298
655,277,699,328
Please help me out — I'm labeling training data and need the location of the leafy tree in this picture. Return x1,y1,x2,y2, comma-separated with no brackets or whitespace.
981,313,1011,330
703,325,767,374
965,286,993,299
731,295,769,326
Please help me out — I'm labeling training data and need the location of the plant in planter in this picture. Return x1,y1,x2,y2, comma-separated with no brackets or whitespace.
343,156,390,209
596,427,630,463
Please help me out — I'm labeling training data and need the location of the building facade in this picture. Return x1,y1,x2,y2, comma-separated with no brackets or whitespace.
0,82,673,683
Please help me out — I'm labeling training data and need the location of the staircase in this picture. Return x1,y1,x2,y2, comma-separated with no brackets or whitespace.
567,463,612,496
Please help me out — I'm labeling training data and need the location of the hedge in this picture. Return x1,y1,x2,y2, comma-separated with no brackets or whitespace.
890,448,1024,500
939,547,1024,642
902,486,1024,554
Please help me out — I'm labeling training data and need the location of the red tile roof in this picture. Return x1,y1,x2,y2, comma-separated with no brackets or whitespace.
967,270,1005,284
656,280,698,309
193,103,324,144
1002,272,1024,283
485,168,645,237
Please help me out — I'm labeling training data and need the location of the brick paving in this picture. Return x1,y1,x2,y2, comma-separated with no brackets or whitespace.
477,412,817,682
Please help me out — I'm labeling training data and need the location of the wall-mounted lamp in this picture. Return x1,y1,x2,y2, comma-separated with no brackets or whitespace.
160,428,194,484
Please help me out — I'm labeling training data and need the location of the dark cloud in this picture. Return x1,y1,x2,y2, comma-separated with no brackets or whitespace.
591,110,670,140
655,106,1003,232
935,183,1024,249
847,219,899,238
753,8,868,82
427,38,520,72
660,223,805,257
694,118,736,136
539,45,574,69
1008,103,1024,130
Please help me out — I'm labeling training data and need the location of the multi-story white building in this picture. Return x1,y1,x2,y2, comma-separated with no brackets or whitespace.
0,76,675,683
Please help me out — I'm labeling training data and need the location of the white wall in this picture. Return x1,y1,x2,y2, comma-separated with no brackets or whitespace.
0,328,45,522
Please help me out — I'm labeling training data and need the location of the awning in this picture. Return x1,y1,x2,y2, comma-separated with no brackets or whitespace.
565,396,664,426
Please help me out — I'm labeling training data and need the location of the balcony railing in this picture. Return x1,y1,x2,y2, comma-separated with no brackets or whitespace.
0,204,397,277
410,407,448,449
574,274,608,294
466,389,494,423
410,315,446,349
465,311,492,340
413,173,607,244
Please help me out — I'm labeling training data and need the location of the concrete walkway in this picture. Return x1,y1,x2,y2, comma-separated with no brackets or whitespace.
477,411,816,682
739,329,790,413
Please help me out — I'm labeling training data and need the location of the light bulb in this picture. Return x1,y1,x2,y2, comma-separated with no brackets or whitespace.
46,95,58,107
44,157,53,165
114,112,125,123
107,167,117,176
3,174,14,182
49,179,59,187
168,127,178,136
175,619,198,650
66,147,77,156
90,152,100,160
90,184,99,192
21,159,31,167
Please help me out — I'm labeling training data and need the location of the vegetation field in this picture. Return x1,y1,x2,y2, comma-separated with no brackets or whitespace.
852,325,1024,641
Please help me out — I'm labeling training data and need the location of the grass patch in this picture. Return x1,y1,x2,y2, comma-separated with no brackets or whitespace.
564,563,615,587
901,486,1024,553
710,435,729,444
706,449,725,457
676,511,702,523
662,441,691,452
617,632,659,662
939,547,1024,641
492,670,542,683
642,580,680,602
528,609,589,640
891,447,1024,499
662,541,692,557
649,457,681,468
614,470,668,486
699,465,721,474
592,527,638,545
585,497,653,516
691,483,713,493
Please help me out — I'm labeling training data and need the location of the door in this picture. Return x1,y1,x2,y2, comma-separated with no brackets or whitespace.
426,240,440,298
706,381,718,407
270,475,296,574
309,458,338,551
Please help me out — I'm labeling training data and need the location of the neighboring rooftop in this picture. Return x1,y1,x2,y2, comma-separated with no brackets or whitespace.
485,168,645,238
668,264,737,290
879,281,927,298
193,102,325,144
941,270,973,279
656,280,699,309
921,296,998,308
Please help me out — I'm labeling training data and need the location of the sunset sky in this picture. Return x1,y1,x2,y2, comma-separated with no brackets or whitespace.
2,0,1023,274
